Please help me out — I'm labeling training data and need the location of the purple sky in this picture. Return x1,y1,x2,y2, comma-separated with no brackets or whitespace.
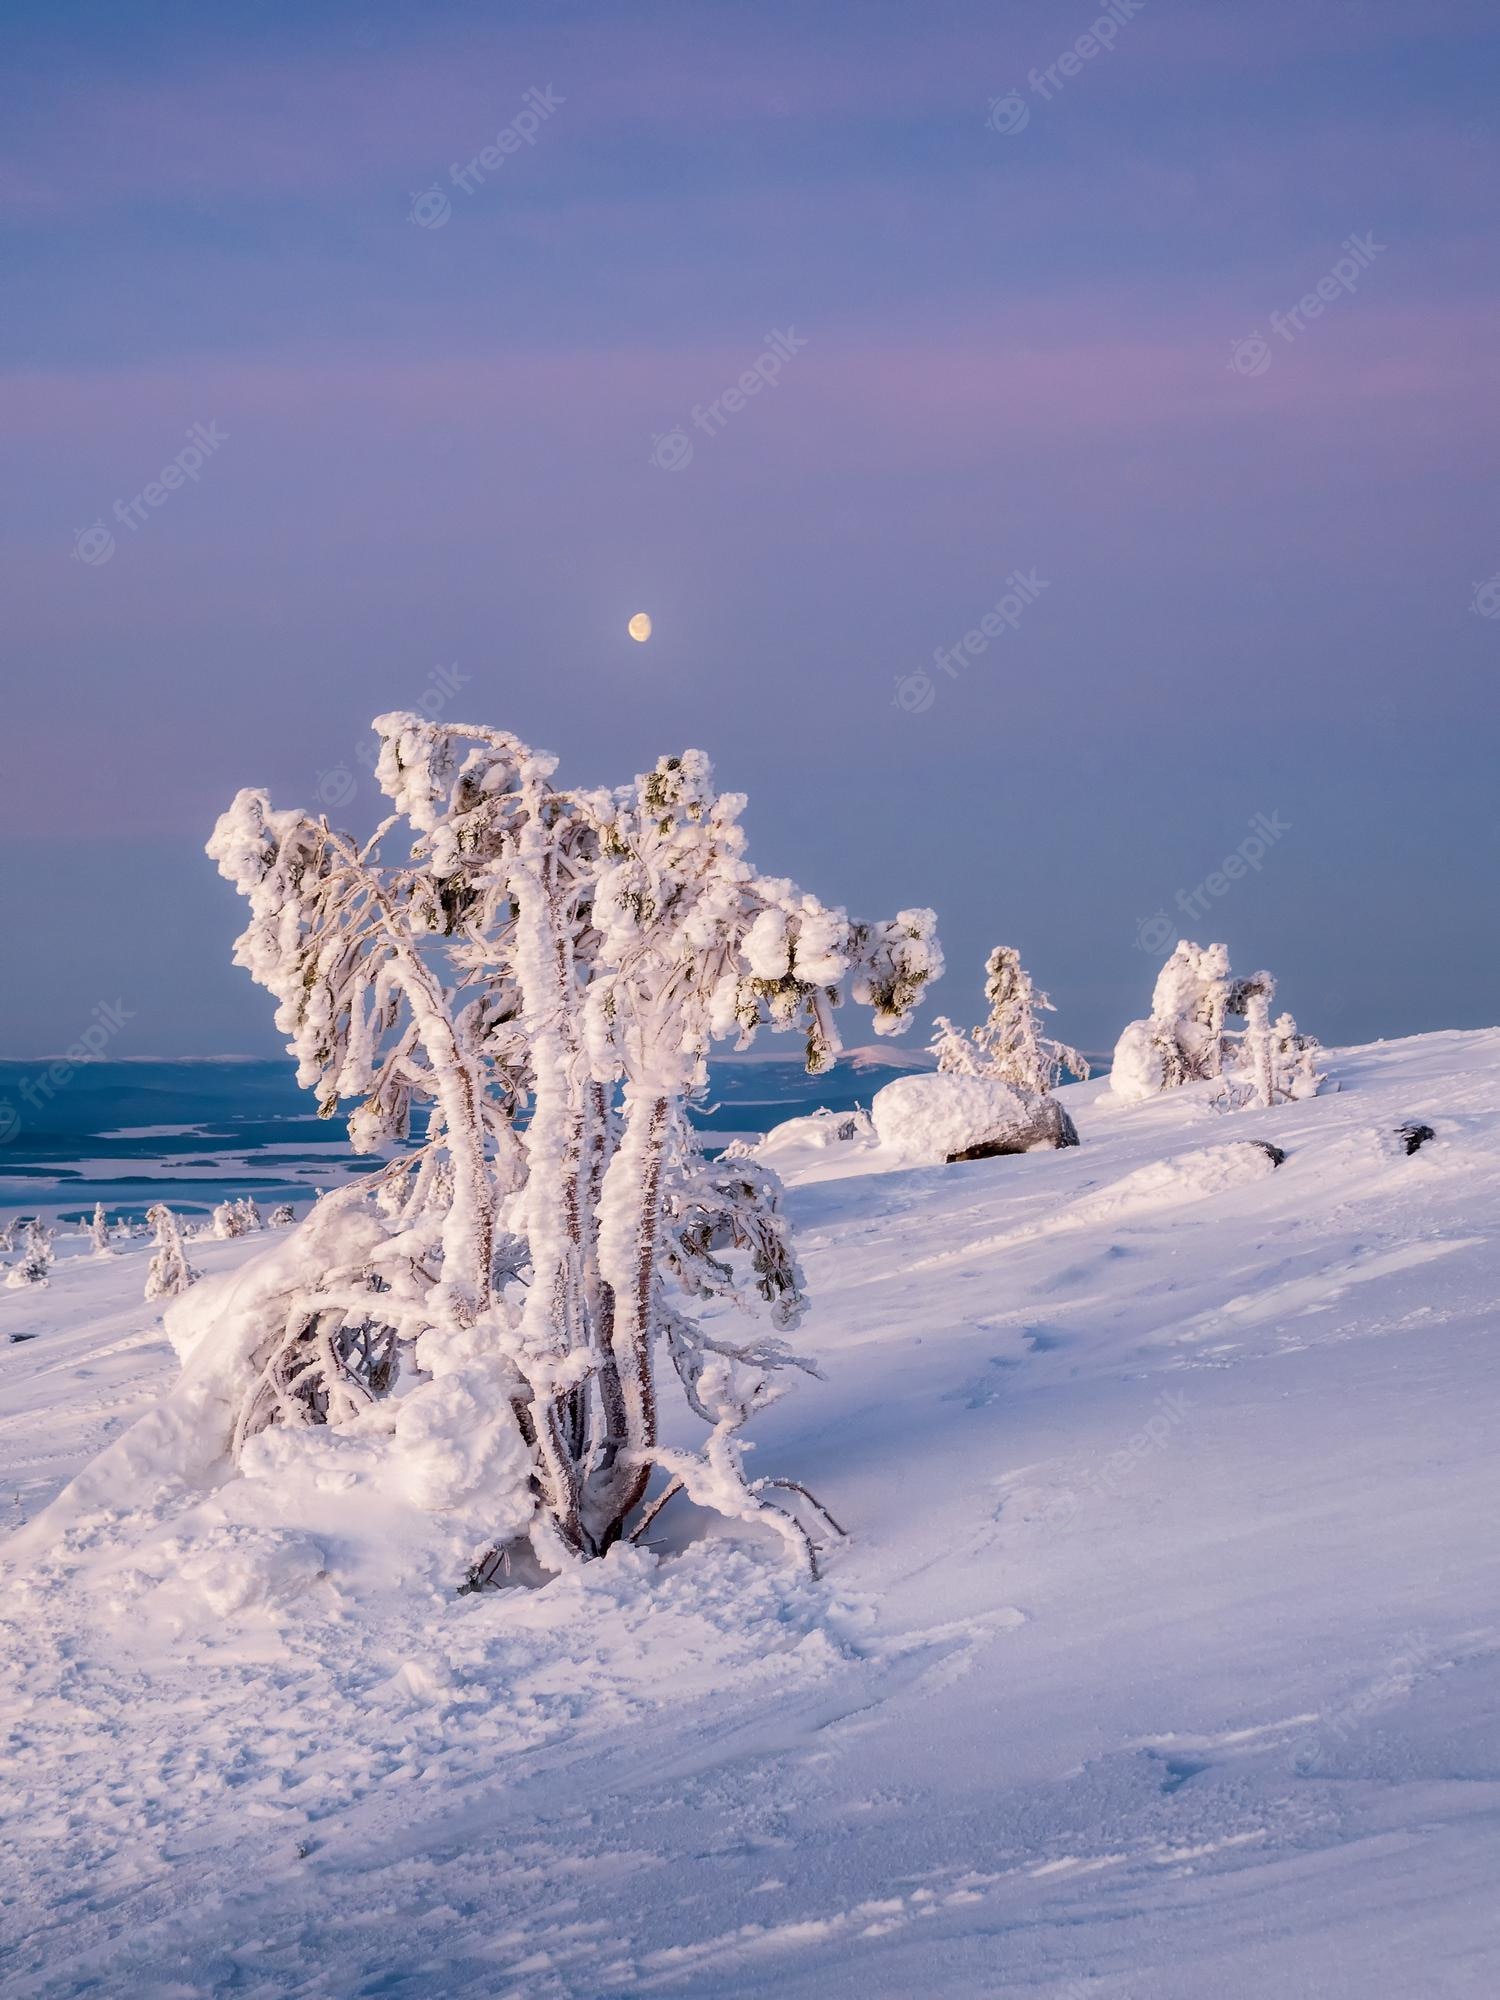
3,0,1498,1057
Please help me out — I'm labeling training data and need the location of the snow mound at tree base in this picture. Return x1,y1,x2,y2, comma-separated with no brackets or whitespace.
871,1073,1078,1165
750,1106,880,1164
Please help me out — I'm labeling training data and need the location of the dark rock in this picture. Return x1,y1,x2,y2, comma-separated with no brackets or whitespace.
1397,1122,1435,1156
946,1095,1080,1163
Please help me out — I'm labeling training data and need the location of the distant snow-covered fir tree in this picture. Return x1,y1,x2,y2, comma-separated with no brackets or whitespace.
269,1204,296,1227
928,948,1087,1097
5,1217,54,1288
144,1203,200,1301
89,1202,112,1255
973,946,1090,1094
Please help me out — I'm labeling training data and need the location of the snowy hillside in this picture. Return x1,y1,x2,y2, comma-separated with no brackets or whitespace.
4,1028,1499,1997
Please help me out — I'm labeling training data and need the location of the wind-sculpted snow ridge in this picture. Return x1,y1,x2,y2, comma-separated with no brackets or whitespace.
3,1028,1500,1997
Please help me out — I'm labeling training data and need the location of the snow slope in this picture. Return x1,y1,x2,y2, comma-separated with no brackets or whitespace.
3,1030,1499,1998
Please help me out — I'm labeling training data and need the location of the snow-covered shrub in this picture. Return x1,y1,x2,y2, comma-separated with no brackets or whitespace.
211,1197,263,1240
269,1204,296,1227
1111,944,1326,1108
161,1194,420,1451
928,1015,984,1077
88,1201,113,1255
1223,976,1326,1109
5,1217,54,1288
201,712,943,1577
872,1073,1078,1165
145,1203,200,1301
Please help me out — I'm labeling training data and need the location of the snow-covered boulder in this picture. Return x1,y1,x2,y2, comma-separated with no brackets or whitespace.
871,1073,1078,1165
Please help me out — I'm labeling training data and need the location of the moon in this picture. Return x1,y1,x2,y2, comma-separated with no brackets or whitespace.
627,611,652,642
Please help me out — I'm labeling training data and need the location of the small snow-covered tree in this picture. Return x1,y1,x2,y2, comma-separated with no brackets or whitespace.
929,1015,984,1076
1230,972,1277,1110
89,1202,112,1255
4,1217,53,1289
269,1203,296,1227
1273,1012,1326,1101
145,1203,199,1300
972,946,1089,1093
211,1197,263,1239
1223,975,1326,1109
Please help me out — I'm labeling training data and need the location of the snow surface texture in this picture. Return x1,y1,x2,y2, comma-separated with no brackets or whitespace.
4,1030,1500,1997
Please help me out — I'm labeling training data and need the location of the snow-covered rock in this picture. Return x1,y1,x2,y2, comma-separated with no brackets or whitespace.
871,1072,1078,1164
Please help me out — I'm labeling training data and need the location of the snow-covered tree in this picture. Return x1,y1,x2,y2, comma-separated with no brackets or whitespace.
145,1203,199,1300
1224,975,1326,1108
1273,1012,1326,1101
972,946,1089,1093
929,1014,985,1076
269,1203,296,1227
1111,944,1325,1108
204,713,943,1578
89,1202,112,1255
4,1217,53,1289
212,1197,264,1239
